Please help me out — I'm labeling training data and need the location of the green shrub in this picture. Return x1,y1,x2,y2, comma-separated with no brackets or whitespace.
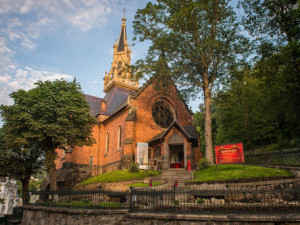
197,198,204,204
129,162,140,173
261,143,280,152
174,200,179,205
198,159,211,170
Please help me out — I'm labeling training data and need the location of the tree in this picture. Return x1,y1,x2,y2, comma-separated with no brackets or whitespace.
240,0,300,147
214,67,280,150
0,128,44,204
194,103,218,156
240,0,299,44
0,80,97,191
132,0,249,163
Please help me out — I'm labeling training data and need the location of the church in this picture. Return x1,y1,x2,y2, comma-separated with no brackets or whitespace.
55,17,201,188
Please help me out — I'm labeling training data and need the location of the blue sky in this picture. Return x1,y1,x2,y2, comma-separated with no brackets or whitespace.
0,0,202,117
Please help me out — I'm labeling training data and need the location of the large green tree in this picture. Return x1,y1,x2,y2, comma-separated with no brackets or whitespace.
240,0,299,44
0,128,43,204
132,0,249,163
0,80,97,191
240,0,300,147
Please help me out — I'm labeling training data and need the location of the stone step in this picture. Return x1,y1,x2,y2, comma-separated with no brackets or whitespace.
150,169,193,184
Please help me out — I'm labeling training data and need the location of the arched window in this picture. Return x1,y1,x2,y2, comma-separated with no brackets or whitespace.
118,126,122,148
105,133,109,154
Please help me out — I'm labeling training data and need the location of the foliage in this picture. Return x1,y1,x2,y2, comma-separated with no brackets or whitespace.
132,0,249,163
174,200,179,205
211,43,300,151
129,182,163,187
240,0,299,44
193,164,293,182
0,80,97,191
77,170,161,187
17,178,45,198
195,0,300,151
197,198,205,204
0,128,44,204
197,158,212,170
129,162,140,173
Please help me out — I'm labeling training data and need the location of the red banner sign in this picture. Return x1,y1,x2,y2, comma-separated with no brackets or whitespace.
215,143,244,165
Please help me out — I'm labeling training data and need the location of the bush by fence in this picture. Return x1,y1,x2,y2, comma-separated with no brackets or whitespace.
245,148,300,167
29,189,130,209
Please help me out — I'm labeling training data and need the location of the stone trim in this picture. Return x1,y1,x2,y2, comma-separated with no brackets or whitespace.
22,205,300,224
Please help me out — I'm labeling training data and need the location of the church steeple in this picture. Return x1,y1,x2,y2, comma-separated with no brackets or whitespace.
103,17,139,93
117,18,127,52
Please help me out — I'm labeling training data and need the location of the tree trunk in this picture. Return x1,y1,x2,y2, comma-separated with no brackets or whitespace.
21,177,30,205
203,77,214,164
45,149,57,191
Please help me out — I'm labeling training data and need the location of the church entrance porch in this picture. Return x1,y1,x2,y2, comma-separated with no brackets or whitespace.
169,144,184,168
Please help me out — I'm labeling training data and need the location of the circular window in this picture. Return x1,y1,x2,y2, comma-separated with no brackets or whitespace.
152,101,174,128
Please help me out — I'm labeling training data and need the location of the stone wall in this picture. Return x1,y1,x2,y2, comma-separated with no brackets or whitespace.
55,162,95,190
21,205,300,225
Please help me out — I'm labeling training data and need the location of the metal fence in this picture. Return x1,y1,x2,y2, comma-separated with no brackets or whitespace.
29,189,130,209
130,182,300,213
245,148,300,167
29,181,300,214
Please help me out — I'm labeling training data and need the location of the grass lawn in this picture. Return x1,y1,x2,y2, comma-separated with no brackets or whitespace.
193,164,293,182
77,170,161,187
128,182,163,187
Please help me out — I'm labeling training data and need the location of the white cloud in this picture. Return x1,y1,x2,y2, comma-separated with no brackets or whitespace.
0,66,73,106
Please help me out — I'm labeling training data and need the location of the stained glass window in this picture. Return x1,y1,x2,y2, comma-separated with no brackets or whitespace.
152,101,174,128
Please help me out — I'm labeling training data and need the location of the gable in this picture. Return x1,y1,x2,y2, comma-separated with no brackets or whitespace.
148,121,198,147
132,74,193,115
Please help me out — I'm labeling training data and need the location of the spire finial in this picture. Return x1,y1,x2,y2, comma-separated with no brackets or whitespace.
123,8,126,18
122,9,126,25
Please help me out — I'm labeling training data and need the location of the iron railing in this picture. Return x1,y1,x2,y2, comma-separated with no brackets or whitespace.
130,182,300,213
245,148,300,167
29,189,130,209
28,181,300,214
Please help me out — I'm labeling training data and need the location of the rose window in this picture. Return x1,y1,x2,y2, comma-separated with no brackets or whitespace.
152,101,174,128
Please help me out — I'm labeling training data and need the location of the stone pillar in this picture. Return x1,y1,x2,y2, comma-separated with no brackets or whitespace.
163,143,169,169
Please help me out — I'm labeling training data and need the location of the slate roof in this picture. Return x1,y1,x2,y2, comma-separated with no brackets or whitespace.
103,86,131,116
84,94,103,117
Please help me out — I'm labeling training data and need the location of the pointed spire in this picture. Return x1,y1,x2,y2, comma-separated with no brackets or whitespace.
103,16,139,93
117,17,127,52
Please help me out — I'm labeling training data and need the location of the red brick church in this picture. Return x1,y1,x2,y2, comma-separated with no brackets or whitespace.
55,18,201,188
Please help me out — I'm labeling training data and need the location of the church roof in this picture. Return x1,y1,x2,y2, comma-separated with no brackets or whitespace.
148,121,199,147
85,94,103,117
104,86,131,116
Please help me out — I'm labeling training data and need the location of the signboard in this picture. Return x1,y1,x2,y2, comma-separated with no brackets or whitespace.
137,143,148,169
215,143,244,165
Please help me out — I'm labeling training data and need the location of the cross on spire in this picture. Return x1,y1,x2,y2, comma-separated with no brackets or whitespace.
123,8,126,18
